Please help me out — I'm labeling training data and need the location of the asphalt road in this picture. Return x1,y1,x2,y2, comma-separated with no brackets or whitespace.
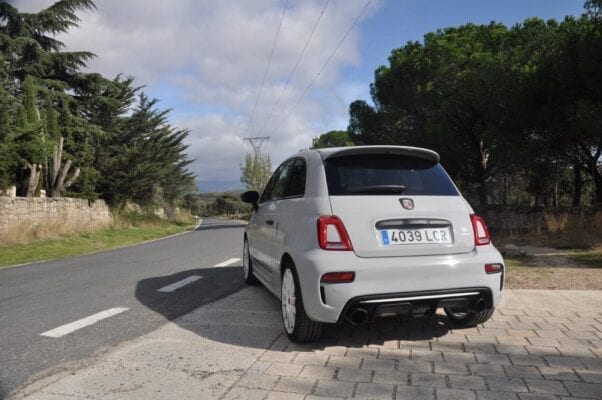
0,218,247,399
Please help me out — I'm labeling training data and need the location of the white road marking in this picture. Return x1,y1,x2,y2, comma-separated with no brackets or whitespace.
157,275,202,293
213,258,240,267
41,307,129,338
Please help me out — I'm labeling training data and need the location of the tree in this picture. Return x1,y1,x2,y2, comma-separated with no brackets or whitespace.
311,130,353,149
240,151,272,192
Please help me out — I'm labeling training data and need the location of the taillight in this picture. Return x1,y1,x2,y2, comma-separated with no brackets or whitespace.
470,214,491,246
485,263,503,274
317,216,353,251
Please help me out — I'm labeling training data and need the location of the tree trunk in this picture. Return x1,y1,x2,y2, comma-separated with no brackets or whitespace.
24,163,41,197
572,161,582,207
49,137,80,197
595,168,602,206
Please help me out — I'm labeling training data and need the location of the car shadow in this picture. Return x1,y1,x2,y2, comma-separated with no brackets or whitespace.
135,264,455,351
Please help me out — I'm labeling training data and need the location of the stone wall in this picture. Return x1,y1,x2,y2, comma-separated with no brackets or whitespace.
0,197,113,244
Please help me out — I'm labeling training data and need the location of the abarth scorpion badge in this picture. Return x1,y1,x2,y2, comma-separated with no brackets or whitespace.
400,198,414,210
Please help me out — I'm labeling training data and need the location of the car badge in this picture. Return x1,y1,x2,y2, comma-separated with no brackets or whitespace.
400,198,414,210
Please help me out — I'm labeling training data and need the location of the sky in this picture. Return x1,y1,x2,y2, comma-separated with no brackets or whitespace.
13,0,586,191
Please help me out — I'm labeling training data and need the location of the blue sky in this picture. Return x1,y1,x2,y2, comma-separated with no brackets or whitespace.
15,0,587,188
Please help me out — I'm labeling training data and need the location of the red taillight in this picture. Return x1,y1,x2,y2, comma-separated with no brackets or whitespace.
321,272,355,283
317,216,353,251
485,263,503,274
470,214,491,246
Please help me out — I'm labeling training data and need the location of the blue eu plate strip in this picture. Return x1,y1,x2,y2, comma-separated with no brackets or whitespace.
381,230,389,246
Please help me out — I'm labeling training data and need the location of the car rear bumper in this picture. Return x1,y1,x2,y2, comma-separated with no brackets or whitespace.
293,245,504,323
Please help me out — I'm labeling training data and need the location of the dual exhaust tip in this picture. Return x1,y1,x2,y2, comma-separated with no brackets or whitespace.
345,296,487,326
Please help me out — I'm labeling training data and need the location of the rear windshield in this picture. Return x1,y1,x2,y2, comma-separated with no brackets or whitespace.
324,154,458,196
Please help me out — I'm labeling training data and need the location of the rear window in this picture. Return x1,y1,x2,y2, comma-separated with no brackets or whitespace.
324,154,458,196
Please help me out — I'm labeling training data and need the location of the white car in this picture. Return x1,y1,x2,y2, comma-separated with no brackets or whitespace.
241,145,504,342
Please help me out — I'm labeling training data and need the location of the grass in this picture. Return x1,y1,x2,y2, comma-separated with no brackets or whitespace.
566,248,602,268
504,256,602,289
0,215,197,268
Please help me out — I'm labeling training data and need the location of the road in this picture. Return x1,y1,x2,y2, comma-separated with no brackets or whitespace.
0,218,246,399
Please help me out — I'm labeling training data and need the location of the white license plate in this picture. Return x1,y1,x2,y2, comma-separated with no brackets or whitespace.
380,228,452,246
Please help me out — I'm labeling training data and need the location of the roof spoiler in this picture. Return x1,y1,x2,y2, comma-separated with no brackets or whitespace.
320,146,440,163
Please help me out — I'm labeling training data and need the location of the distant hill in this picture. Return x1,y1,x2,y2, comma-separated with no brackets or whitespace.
196,179,244,193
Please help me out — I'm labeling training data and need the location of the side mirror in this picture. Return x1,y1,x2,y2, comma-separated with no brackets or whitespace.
240,190,259,211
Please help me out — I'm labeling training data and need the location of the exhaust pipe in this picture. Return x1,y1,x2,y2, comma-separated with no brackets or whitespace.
471,297,487,313
346,308,369,325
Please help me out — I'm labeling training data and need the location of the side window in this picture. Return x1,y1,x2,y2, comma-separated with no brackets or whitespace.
259,161,289,203
282,158,306,198
270,160,293,200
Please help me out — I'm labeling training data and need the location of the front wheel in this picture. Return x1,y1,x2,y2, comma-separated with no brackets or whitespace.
281,264,322,342
243,240,259,285
444,307,495,327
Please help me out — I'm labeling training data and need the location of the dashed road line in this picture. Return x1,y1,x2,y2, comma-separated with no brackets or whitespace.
157,275,202,293
213,258,240,267
41,307,129,338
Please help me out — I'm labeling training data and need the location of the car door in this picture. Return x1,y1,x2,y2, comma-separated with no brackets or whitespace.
247,161,291,283
269,158,307,289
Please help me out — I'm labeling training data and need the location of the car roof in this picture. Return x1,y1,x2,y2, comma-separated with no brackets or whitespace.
311,145,440,163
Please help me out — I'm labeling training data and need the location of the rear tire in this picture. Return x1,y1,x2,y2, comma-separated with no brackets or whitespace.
281,263,323,342
243,239,259,285
444,307,495,327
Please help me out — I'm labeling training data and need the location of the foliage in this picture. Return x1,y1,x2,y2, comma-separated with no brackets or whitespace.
345,3,602,206
240,151,272,192
311,130,353,149
0,1,195,206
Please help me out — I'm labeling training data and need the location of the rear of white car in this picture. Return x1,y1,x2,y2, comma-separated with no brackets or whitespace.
242,145,504,342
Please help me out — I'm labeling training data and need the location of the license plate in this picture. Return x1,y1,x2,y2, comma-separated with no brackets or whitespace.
380,228,452,246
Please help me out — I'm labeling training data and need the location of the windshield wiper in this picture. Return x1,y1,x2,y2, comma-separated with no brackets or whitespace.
348,185,406,194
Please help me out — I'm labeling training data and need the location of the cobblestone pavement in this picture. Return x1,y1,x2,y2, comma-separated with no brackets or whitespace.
16,289,602,400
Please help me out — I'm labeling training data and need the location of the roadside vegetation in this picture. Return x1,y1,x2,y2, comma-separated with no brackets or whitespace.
0,212,196,268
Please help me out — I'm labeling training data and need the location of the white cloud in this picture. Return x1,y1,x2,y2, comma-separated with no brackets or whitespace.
13,0,378,183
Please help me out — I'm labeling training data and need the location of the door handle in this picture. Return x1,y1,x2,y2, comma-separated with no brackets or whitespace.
266,219,274,226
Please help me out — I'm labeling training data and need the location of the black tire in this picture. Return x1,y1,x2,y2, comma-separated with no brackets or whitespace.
243,239,259,285
281,262,323,342
444,307,495,327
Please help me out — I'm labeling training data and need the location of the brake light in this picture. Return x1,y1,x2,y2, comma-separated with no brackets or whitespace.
321,272,355,283
317,216,353,251
470,214,491,246
485,263,503,274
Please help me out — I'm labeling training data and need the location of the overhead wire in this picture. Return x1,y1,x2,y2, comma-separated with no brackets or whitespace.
268,0,373,137
245,0,289,135
255,0,331,135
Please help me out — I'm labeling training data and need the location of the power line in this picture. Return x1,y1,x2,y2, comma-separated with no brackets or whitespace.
245,0,289,134
269,0,373,137
244,136,270,155
256,0,331,135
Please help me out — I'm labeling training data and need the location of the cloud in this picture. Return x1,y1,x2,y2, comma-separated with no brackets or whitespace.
12,0,378,182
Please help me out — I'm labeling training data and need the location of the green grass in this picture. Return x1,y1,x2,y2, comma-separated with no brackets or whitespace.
0,217,196,268
567,250,602,268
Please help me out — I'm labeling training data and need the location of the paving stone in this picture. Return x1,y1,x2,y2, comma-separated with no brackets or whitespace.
437,334,468,344
468,363,506,377
378,348,411,360
544,356,585,369
398,340,431,349
475,391,519,400
346,347,379,358
432,342,465,352
565,330,599,340
396,360,432,373
448,374,486,390
395,386,435,400
223,387,268,400
292,353,328,366
361,357,396,371
314,380,354,398
266,362,303,377
248,361,272,374
434,361,469,375
354,382,395,399
526,346,560,356
576,369,602,384
509,355,547,367
261,351,297,363
237,373,279,390
411,350,443,361
299,365,336,380
486,377,529,393
273,377,315,394
497,336,530,346
327,355,362,369
525,378,569,395
306,396,346,400
410,372,447,388
476,353,512,365
535,329,567,338
526,337,559,347
467,335,500,344
564,381,602,398
517,394,560,400
444,351,477,363
436,388,477,400
495,345,529,355
465,343,498,354
266,392,305,400
503,365,542,379
559,347,595,358
538,366,580,381
336,367,372,382
372,370,408,385
580,357,602,371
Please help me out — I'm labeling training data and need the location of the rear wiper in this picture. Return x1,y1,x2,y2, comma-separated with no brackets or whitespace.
348,185,406,194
